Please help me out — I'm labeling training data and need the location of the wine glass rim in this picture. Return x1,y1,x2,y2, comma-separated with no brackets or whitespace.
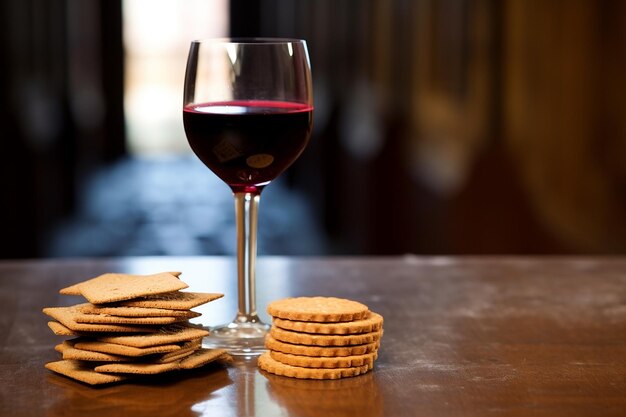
190,37,307,45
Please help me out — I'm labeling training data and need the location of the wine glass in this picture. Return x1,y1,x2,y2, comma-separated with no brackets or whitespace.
182,38,313,355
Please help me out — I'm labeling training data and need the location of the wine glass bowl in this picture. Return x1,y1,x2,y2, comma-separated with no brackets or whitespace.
182,38,313,355
183,100,313,193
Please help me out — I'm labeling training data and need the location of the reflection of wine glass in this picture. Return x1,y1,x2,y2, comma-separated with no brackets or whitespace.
183,39,313,355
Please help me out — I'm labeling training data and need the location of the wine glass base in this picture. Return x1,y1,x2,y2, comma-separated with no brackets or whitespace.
202,321,270,356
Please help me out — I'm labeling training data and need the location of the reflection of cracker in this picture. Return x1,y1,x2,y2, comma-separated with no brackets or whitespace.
258,352,371,380
273,312,383,335
212,138,242,162
45,360,127,385
262,365,382,415
267,297,369,322
246,154,274,168
263,367,375,390
270,327,383,347
270,350,377,369
266,335,380,357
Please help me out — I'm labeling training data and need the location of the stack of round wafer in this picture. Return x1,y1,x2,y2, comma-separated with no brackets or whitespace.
43,271,229,385
259,297,383,379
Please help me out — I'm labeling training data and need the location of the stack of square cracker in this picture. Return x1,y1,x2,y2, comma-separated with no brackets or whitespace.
259,297,383,380
43,271,229,385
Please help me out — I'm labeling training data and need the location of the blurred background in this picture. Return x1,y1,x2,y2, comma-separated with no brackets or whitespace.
2,0,626,259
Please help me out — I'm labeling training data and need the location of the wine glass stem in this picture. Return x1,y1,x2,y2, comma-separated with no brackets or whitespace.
234,192,262,323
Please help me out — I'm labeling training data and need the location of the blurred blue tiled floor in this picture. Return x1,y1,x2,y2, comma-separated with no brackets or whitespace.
45,157,326,257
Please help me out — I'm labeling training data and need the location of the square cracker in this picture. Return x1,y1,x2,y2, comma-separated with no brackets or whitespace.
117,292,223,310
59,271,183,296
76,272,188,304
78,304,201,318
155,339,202,363
98,324,209,348
43,305,157,333
74,311,184,325
56,341,132,362
94,348,226,373
48,321,77,336
59,283,82,296
74,340,183,357
45,360,127,385
153,349,196,364
179,348,228,369
95,361,180,375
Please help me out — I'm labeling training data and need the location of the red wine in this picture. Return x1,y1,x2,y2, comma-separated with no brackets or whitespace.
183,100,313,194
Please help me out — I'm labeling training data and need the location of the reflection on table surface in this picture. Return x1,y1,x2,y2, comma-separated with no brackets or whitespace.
46,364,232,417
44,356,383,417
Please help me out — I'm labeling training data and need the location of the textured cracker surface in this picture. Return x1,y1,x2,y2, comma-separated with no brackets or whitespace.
59,271,182,296
265,335,380,357
178,348,228,369
74,312,182,325
95,361,180,375
272,312,383,334
74,340,182,356
48,321,76,336
78,272,188,304
43,305,157,333
258,352,372,379
118,292,223,310
62,346,132,362
154,349,196,364
79,304,201,318
97,324,209,348
59,283,82,295
270,327,383,346
267,297,369,322
155,339,203,361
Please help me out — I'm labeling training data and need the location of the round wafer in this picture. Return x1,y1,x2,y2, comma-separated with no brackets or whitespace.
270,350,377,368
273,312,383,335
270,326,383,347
258,352,372,380
267,297,369,323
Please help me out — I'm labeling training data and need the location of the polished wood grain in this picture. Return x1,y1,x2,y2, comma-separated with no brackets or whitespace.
1,257,625,417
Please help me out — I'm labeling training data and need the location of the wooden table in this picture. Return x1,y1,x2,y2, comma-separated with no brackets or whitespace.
1,256,625,417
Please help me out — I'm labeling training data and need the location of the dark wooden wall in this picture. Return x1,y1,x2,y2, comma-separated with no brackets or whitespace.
1,0,626,258
232,0,626,254
0,1,125,258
